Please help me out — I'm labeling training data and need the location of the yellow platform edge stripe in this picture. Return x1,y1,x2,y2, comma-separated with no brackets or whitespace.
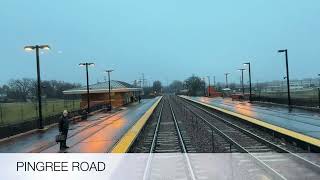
180,96,320,148
111,97,163,153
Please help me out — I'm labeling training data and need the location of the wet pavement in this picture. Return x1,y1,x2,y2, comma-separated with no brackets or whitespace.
0,98,160,153
182,96,320,140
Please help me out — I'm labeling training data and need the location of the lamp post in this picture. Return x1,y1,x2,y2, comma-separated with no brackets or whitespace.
79,62,95,113
24,44,50,129
203,77,206,96
225,73,230,88
318,74,320,108
105,70,113,111
244,62,252,101
238,68,246,95
207,76,211,96
278,49,291,109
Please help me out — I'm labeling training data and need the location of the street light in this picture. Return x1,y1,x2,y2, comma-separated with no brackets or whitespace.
79,62,95,113
24,44,50,129
202,77,206,96
207,76,211,96
105,69,114,111
278,49,291,109
244,62,252,101
238,68,246,95
317,74,320,108
225,73,230,88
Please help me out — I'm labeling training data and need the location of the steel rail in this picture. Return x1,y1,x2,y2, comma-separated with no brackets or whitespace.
143,99,164,180
168,99,196,180
181,97,320,174
150,101,164,153
143,97,196,180
177,97,286,180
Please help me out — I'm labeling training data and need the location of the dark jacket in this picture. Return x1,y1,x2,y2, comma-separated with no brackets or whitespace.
59,116,69,134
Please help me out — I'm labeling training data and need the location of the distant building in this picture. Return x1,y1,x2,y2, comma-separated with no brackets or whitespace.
207,86,222,97
261,78,318,93
63,80,143,109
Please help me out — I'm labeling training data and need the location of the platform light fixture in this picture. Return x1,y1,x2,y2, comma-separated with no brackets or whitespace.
278,49,291,109
238,68,246,95
243,62,252,101
24,44,50,129
79,62,95,113
104,69,114,111
317,74,320,108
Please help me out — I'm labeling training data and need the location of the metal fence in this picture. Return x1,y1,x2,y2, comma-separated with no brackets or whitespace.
0,99,81,126
0,100,104,139
253,88,320,108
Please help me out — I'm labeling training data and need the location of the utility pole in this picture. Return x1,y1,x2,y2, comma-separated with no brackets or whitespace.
141,73,146,88
203,77,206,96
207,76,211,96
225,73,230,88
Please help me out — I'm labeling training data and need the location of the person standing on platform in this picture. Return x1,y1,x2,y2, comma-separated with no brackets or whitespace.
58,110,70,150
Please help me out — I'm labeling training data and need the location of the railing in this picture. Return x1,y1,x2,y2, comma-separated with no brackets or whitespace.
0,103,104,139
252,96,319,108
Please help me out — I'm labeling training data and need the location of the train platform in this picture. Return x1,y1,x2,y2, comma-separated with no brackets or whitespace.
0,97,161,153
180,95,320,148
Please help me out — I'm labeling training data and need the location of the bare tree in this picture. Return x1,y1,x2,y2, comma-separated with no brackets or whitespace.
184,75,205,96
6,78,81,101
153,81,162,94
8,78,36,101
168,80,184,93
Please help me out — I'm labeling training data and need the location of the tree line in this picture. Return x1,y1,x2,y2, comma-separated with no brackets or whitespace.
166,75,275,96
166,75,244,96
166,75,206,96
142,76,207,96
0,78,81,102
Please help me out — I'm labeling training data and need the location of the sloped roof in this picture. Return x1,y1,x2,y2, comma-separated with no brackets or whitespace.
63,80,142,95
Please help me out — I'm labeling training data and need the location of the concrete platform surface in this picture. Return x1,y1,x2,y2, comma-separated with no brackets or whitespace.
182,96,320,141
0,98,160,153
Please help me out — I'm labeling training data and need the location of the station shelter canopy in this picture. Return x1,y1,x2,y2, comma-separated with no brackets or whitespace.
63,80,143,108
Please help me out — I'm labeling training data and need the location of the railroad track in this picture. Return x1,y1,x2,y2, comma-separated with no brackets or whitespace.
142,96,196,180
178,96,320,180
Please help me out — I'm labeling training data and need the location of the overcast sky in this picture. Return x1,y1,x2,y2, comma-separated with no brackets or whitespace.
1,0,320,86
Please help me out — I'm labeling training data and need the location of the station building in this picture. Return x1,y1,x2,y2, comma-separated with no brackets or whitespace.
63,80,143,109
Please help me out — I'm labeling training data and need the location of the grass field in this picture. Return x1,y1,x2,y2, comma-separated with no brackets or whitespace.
0,99,81,125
